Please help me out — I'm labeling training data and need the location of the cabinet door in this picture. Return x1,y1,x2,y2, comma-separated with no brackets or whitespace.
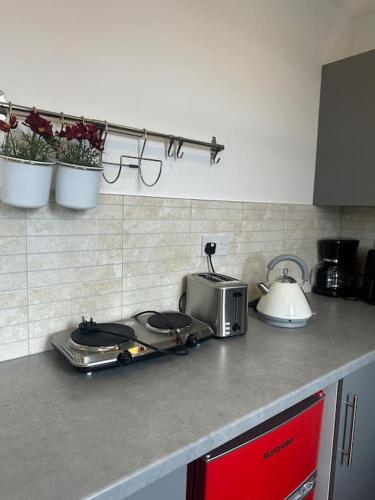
126,466,187,500
331,361,375,500
314,49,375,206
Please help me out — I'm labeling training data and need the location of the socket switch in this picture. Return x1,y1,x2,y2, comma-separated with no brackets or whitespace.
201,235,229,257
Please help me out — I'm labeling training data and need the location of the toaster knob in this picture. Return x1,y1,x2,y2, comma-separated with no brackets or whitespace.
232,323,240,332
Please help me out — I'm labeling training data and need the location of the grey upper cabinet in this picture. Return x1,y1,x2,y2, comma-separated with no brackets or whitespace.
314,49,375,206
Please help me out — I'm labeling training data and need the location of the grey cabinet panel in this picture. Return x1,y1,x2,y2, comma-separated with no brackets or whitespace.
331,361,375,500
126,466,187,500
314,49,375,206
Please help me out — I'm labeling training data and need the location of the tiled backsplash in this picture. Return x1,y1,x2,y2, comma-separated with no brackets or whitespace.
341,207,375,276
0,194,344,362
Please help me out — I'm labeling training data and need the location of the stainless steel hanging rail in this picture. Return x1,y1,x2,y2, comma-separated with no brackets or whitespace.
0,97,224,161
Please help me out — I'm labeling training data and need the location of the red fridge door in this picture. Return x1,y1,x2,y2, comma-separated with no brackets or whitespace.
187,392,324,500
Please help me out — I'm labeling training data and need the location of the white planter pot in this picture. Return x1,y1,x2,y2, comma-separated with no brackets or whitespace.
0,155,54,208
55,162,103,210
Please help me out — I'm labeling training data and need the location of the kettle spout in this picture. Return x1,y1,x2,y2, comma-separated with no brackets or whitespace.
257,282,269,295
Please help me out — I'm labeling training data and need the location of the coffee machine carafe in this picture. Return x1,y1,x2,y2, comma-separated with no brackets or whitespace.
312,238,359,297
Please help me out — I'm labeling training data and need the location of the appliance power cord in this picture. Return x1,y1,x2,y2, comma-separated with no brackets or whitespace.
96,327,188,358
207,254,216,274
133,310,189,356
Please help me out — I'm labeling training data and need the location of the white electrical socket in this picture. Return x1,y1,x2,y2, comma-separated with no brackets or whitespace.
201,235,229,256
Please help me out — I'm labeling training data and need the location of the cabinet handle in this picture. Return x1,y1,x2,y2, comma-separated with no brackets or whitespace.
339,394,359,467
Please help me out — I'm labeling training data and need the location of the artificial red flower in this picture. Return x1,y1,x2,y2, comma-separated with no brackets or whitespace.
57,121,104,150
24,111,53,138
0,115,18,132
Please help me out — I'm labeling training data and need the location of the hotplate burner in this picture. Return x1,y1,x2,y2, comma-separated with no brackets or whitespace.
51,314,214,373
70,323,135,351
146,312,193,334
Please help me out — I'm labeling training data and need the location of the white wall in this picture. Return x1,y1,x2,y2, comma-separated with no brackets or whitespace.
326,10,375,62
0,0,352,203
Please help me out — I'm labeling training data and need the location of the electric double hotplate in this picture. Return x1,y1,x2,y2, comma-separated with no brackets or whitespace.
51,311,213,374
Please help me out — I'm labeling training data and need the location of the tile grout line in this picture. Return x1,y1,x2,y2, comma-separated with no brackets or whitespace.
122,195,125,317
25,209,31,355
188,199,192,269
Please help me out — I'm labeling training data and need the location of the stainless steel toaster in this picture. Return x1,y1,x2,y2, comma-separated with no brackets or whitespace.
185,273,248,337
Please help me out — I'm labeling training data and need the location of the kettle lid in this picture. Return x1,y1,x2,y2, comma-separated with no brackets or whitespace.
274,268,296,284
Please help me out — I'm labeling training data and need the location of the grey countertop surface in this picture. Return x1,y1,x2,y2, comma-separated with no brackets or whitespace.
1,295,375,500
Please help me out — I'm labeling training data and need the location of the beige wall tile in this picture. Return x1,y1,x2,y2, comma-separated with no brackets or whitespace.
242,231,285,243
124,196,191,207
242,220,263,232
0,220,26,236
97,194,123,205
27,234,122,253
123,246,190,263
190,232,242,246
262,221,286,231
0,306,28,328
189,254,241,273
28,249,122,271
0,324,28,344
124,233,190,248
29,279,122,305
0,290,27,310
0,255,27,274
29,336,53,354
124,206,191,221
29,292,122,322
189,260,241,277
244,202,288,210
0,341,28,362
27,219,122,236
123,284,182,306
0,203,26,219
122,298,178,318
192,199,243,210
191,220,242,233
192,208,242,221
241,240,284,253
27,203,122,220
124,220,191,234
0,236,26,255
123,259,189,277
0,272,27,292
123,272,186,291
243,208,283,221
28,264,122,288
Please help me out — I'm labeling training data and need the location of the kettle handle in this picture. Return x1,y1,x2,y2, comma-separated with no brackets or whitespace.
266,254,309,285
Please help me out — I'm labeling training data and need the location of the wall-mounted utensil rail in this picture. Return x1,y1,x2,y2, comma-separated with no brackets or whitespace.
0,93,224,164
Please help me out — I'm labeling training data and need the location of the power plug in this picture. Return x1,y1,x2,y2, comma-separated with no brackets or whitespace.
204,242,217,256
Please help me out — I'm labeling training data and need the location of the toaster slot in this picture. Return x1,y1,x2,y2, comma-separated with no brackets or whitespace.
197,273,237,283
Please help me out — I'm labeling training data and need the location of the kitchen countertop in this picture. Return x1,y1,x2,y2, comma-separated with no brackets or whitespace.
1,295,375,500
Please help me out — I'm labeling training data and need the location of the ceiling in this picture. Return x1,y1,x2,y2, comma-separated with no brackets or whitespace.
329,0,375,18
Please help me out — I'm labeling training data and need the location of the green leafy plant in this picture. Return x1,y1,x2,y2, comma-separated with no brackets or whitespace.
57,122,105,167
0,111,56,162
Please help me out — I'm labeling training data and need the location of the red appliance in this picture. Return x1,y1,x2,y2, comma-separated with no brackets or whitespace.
187,392,324,500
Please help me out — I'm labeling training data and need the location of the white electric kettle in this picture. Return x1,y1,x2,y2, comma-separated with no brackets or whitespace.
256,254,312,328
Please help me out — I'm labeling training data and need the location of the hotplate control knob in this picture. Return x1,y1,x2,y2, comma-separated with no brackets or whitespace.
186,335,198,348
117,350,133,366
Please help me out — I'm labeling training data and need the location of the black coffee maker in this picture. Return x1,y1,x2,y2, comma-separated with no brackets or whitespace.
313,238,359,297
